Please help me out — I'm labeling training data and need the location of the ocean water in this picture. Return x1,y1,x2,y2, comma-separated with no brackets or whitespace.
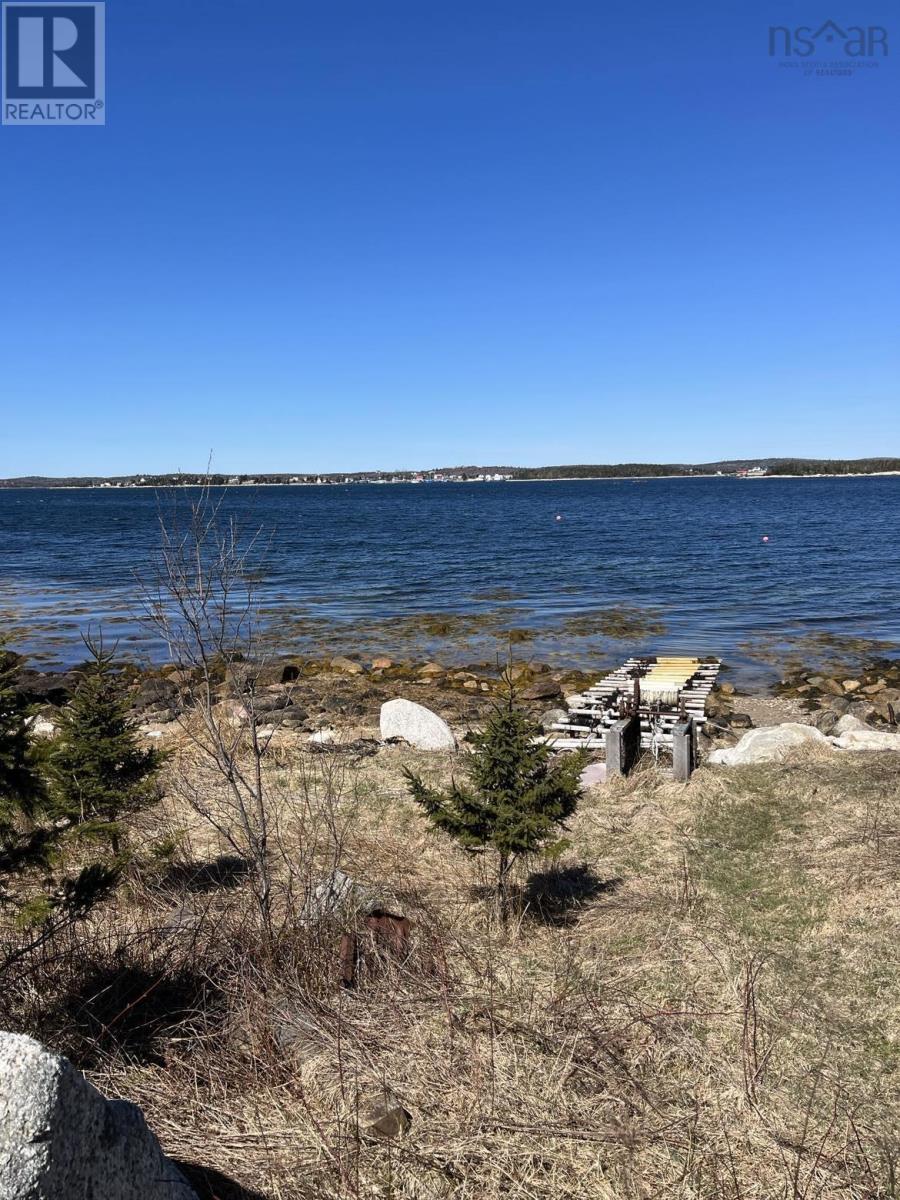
1,477,899,686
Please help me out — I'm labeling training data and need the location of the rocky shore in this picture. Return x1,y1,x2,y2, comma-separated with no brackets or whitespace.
8,651,595,744
775,658,900,727
11,646,898,765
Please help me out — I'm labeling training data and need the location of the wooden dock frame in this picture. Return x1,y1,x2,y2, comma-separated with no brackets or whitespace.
545,655,719,780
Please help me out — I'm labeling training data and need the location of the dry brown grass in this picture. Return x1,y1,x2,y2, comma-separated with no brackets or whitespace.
3,738,900,1199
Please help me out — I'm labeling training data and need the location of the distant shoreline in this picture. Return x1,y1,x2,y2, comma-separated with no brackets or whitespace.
3,471,900,491
3,454,900,492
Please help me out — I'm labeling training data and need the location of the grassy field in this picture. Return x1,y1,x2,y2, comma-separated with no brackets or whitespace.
3,736,900,1199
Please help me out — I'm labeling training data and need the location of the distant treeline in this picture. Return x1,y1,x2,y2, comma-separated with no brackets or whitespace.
502,459,900,479
2,458,899,488
763,459,900,476
506,463,689,479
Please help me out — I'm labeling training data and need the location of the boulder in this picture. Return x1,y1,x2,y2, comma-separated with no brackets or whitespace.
418,662,444,677
821,679,845,697
380,699,456,751
521,678,563,701
870,693,900,722
130,677,181,715
539,707,568,731
833,714,869,735
707,723,829,766
718,681,735,696
728,712,754,729
14,669,79,707
302,869,365,922
301,869,403,923
251,691,294,715
811,709,839,735
861,679,887,695
371,657,393,670
833,729,900,753
331,656,364,676
308,727,336,744
150,707,178,725
0,1032,196,1199
842,679,862,693
363,1095,412,1139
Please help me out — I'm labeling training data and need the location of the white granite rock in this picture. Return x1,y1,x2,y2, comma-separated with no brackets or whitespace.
833,714,869,735
308,727,336,744
707,723,829,766
0,1031,196,1200
832,728,900,752
380,699,456,751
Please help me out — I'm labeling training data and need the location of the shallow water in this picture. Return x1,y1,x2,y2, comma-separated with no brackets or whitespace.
1,477,898,686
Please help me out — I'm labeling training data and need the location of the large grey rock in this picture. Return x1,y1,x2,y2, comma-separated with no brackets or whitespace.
539,707,568,732
301,870,404,924
0,1032,196,1200
330,656,364,676
832,714,869,735
302,869,366,922
707,723,829,766
832,728,900,752
380,699,456,751
521,677,563,701
811,708,839,735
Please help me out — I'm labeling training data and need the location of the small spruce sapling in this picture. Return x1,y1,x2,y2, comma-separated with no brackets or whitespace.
0,648,46,844
404,681,582,921
50,636,164,854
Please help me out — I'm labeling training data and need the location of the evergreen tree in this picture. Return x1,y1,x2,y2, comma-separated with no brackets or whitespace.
0,648,45,843
404,687,583,920
50,638,163,853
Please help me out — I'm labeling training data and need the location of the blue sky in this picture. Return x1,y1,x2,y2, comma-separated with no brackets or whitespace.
1,0,898,475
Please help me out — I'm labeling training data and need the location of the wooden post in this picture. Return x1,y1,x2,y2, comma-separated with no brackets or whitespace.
672,719,695,782
606,715,640,776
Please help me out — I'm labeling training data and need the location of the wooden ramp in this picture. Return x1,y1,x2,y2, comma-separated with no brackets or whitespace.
547,656,721,753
